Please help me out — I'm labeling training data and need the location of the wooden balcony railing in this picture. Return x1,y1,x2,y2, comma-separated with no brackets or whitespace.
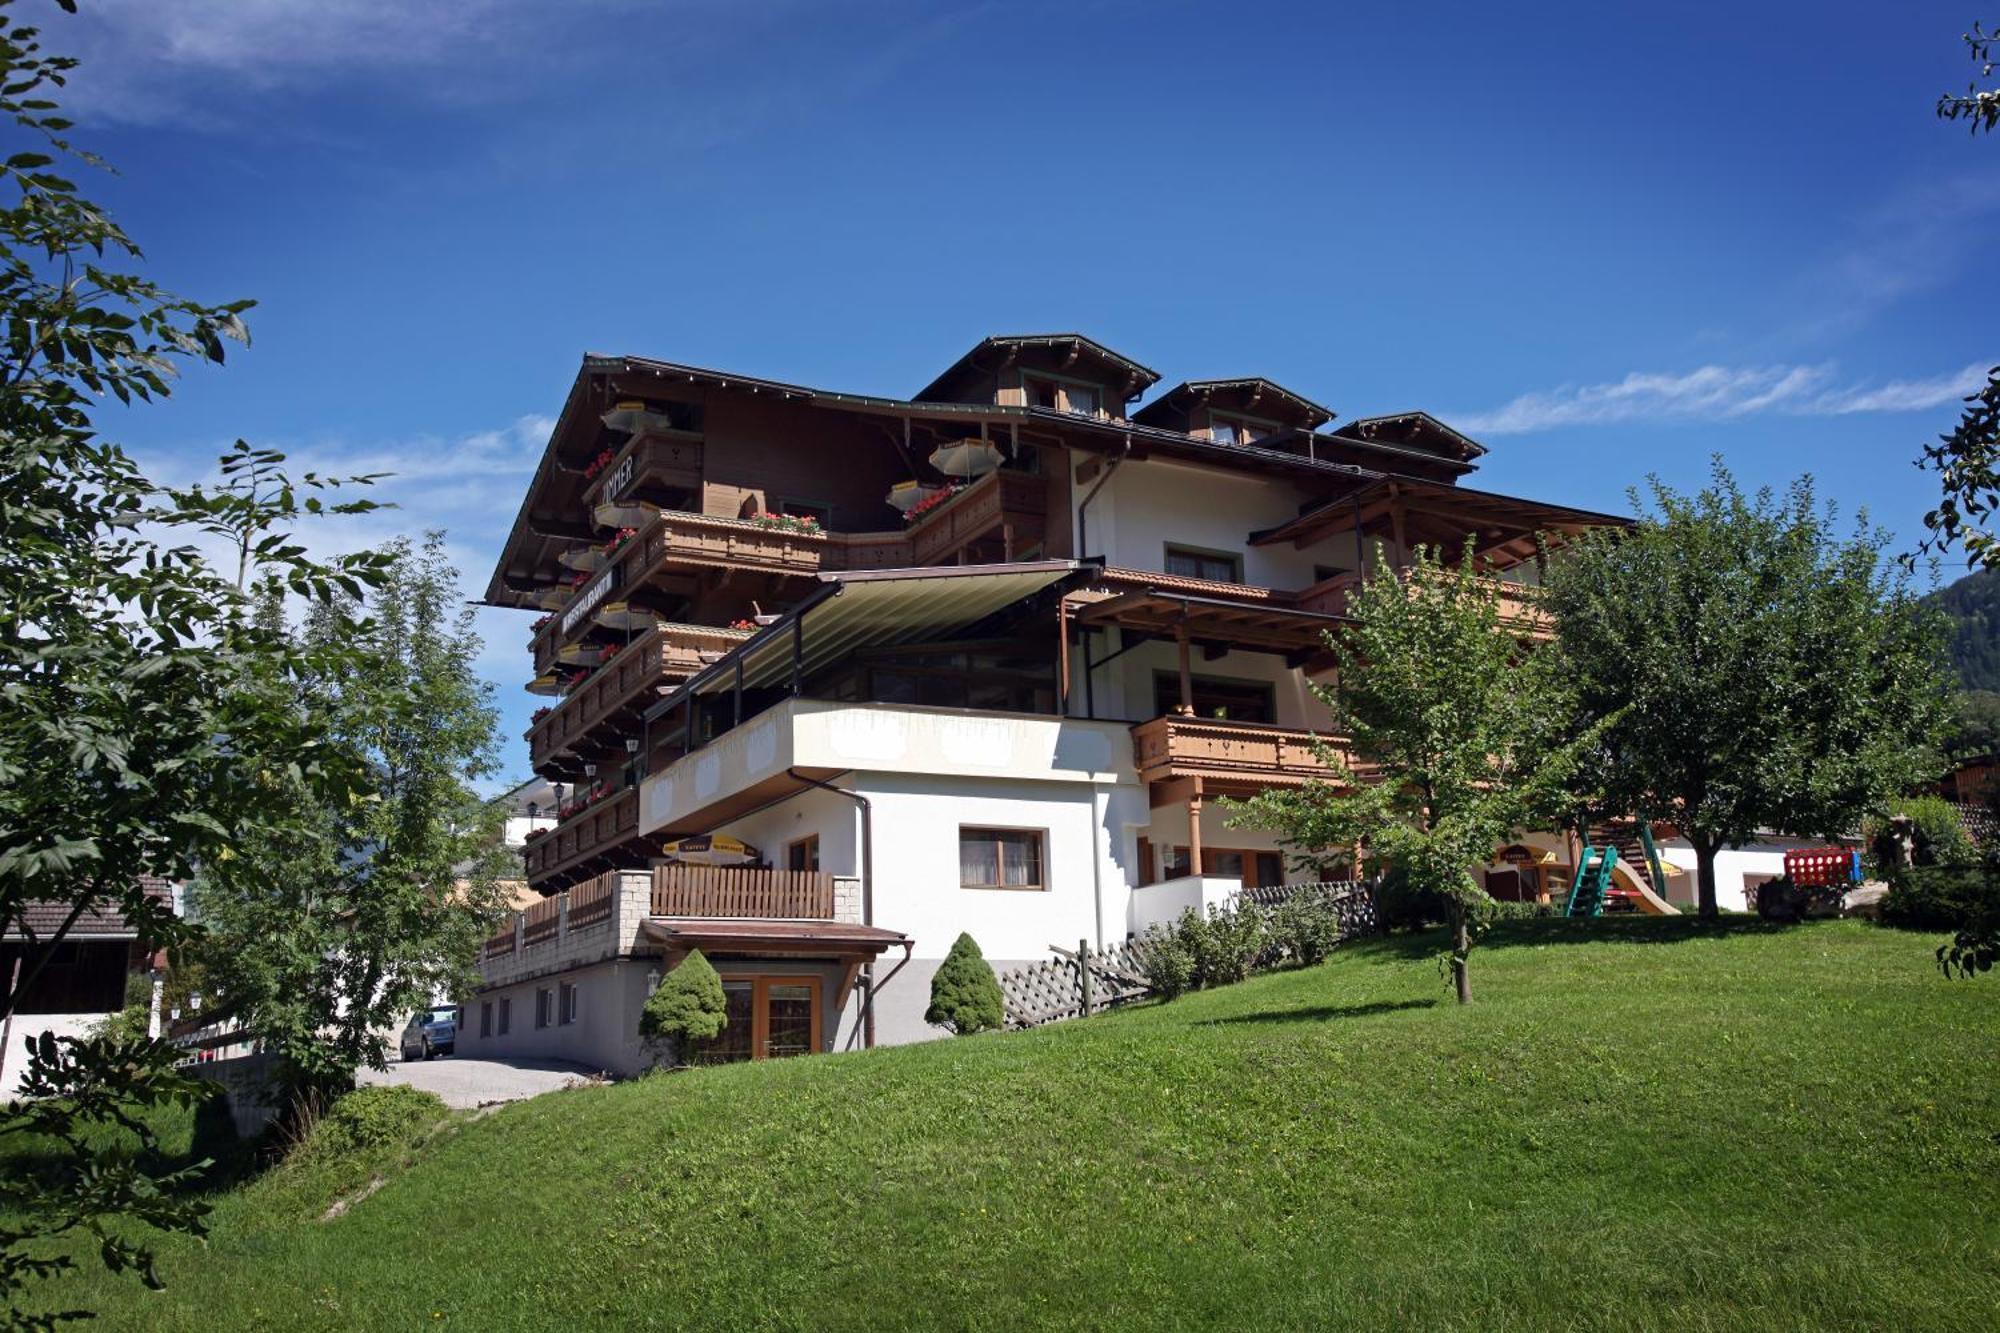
1293,570,1546,632
521,895,563,946
566,871,618,929
528,624,746,775
581,429,704,514
484,925,516,959
650,864,835,919
829,469,1047,571
522,784,651,891
1132,715,1354,790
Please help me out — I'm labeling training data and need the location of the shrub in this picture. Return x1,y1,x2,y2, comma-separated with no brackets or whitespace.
296,1084,447,1162
1864,795,1979,876
640,949,729,1062
1881,864,2000,932
1481,899,1555,922
926,933,1006,1035
1371,863,1455,932
1137,928,1195,1000
1269,891,1345,966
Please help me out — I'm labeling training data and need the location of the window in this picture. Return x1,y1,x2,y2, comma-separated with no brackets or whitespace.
1164,544,1241,583
479,1001,493,1038
960,827,1047,890
1025,376,1100,418
1312,563,1351,585
558,982,578,1026
1153,672,1275,723
534,987,552,1030
498,996,511,1036
777,498,831,524
1210,412,1274,445
787,834,820,873
1161,845,1192,878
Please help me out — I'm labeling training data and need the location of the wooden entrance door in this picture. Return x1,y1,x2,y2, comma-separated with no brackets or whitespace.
706,975,821,1062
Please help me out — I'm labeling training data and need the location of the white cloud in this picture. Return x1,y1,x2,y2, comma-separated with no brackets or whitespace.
1458,361,1991,436
53,0,658,125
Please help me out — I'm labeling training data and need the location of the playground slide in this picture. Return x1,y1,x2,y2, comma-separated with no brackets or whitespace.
1610,860,1680,915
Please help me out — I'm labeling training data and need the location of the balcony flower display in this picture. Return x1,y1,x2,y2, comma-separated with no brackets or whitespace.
531,705,552,724
555,780,613,821
728,618,759,631
602,526,638,558
582,446,616,480
531,613,553,633
748,511,821,535
902,484,963,526
562,569,589,587
598,642,620,664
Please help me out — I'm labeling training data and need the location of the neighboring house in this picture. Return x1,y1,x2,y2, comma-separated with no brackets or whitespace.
2,880,176,1098
1939,753,2000,806
463,333,1630,1074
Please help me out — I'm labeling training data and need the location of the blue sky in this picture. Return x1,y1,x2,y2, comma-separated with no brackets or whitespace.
50,0,2000,784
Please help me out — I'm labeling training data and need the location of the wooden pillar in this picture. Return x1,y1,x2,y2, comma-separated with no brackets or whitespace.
1057,599,1071,714
1389,493,1408,571
1175,618,1194,716
1187,783,1204,873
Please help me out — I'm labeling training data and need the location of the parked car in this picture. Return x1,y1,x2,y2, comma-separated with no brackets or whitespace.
399,1005,460,1061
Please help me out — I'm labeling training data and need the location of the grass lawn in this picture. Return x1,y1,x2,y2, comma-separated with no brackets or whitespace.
26,917,2000,1330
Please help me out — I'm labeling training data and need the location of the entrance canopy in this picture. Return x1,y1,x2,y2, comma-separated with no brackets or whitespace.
639,918,910,959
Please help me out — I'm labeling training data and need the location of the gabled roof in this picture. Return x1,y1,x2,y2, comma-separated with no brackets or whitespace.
1333,411,1488,461
1132,378,1335,431
914,333,1160,403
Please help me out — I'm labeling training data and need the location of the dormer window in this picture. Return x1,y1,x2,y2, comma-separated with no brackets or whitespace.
1025,376,1100,418
1209,412,1276,446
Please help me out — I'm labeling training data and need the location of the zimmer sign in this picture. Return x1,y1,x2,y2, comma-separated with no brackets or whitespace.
562,566,619,636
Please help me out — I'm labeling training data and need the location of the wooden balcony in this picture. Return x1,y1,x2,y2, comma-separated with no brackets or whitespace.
581,428,704,516
830,469,1048,571
1132,715,1355,797
527,624,747,776
522,785,655,892
1293,570,1547,634
650,864,836,920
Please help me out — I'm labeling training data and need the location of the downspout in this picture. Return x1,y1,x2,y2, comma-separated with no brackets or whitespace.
1074,434,1130,561
787,769,877,1048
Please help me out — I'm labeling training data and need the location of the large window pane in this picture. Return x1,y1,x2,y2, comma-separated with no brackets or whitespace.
764,984,816,1059
961,827,1045,890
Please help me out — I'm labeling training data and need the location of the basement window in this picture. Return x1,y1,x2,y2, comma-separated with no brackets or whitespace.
559,982,578,1026
960,827,1047,891
534,987,553,1030
498,997,511,1036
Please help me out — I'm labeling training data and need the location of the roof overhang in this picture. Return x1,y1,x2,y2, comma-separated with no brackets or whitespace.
1068,586,1351,657
1133,378,1335,431
1249,475,1630,560
914,333,1161,403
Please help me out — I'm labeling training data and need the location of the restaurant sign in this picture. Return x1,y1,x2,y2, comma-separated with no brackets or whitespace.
562,565,619,636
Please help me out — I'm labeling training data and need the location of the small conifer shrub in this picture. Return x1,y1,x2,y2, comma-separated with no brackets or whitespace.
640,949,729,1063
925,932,1006,1035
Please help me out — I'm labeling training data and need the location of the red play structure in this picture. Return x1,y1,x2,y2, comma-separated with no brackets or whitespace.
1783,847,1861,888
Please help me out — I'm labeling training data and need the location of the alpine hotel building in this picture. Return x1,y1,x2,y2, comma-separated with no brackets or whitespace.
461,334,1627,1072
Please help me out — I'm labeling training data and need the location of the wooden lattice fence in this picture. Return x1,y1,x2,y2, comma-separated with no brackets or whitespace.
997,879,1380,1030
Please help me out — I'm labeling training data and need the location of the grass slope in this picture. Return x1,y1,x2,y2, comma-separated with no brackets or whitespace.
50,920,2000,1330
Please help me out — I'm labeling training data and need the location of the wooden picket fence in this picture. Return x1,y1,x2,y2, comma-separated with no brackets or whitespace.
996,880,1380,1031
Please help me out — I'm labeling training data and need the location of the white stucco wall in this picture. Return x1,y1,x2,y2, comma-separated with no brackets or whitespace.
1086,636,1337,728
1077,457,1329,588
2,1013,100,1100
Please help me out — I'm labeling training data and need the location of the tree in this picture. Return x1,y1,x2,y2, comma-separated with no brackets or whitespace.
1231,545,1597,1004
190,535,511,1107
0,2,388,1321
640,950,729,1063
925,933,1005,1034
1544,464,1952,918
1919,23,2000,565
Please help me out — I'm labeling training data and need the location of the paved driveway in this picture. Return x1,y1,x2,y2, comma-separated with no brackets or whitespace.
358,1056,598,1109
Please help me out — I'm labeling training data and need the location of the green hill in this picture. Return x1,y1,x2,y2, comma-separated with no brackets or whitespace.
39,920,2000,1330
1931,564,2000,694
